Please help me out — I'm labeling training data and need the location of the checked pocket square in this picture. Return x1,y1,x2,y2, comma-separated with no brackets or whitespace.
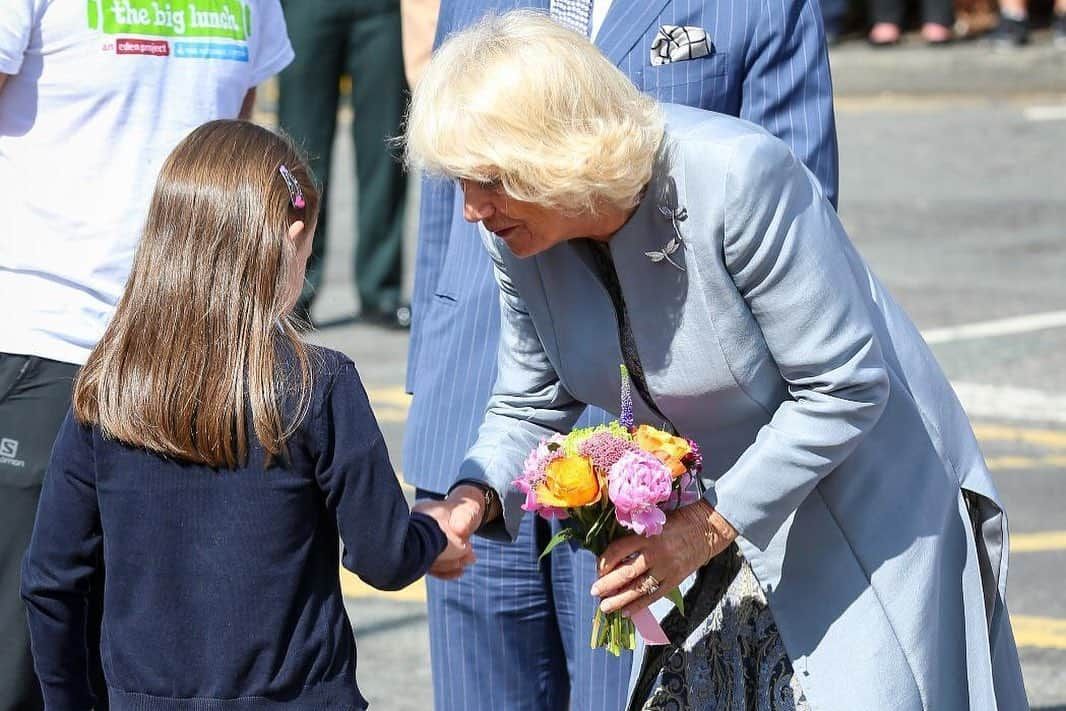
650,25,713,66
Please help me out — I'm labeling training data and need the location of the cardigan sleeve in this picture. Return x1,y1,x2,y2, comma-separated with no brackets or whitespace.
314,362,446,590
707,132,889,550
20,411,102,711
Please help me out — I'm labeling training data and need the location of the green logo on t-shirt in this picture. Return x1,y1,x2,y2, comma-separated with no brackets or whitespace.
88,0,252,41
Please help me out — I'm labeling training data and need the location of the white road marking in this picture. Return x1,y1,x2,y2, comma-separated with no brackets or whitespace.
952,382,1066,425
1024,105,1066,122
921,310,1066,345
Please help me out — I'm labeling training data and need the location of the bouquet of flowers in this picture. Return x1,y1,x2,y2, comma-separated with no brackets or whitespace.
513,366,703,655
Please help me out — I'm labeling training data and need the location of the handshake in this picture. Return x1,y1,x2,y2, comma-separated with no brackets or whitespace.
413,484,496,580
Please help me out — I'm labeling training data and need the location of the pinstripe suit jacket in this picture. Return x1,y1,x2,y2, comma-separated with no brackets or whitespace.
404,0,839,495
458,105,1028,711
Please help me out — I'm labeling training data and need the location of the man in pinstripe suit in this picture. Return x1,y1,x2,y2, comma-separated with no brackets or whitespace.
404,2,839,709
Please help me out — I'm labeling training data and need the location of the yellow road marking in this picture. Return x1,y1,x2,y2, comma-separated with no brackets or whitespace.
1012,531,1066,553
366,386,411,407
367,387,410,425
373,407,409,424
987,455,1066,471
366,387,410,424
339,569,426,602
973,424,1066,450
1012,616,1066,650
833,93,1066,114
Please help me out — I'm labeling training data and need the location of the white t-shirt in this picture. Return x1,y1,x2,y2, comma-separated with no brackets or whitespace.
0,0,293,365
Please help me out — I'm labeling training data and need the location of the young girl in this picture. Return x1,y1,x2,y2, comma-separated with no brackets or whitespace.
20,120,454,711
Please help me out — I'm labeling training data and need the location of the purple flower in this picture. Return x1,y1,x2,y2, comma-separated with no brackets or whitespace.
684,438,703,475
608,450,674,536
619,364,634,430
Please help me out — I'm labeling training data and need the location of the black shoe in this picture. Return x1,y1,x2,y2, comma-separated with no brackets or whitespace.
1053,13,1066,48
989,15,1029,48
361,304,411,330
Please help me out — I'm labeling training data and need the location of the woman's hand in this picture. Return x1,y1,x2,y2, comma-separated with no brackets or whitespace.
590,500,738,618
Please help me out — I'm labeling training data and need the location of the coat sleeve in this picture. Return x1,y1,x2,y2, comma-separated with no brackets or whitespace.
706,133,889,550
739,0,839,207
456,231,585,541
314,362,446,589
20,411,102,711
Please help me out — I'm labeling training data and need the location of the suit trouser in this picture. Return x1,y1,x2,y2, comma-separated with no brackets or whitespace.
0,355,105,711
277,0,409,315
420,497,633,711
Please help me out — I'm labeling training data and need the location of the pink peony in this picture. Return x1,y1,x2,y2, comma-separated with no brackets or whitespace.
607,450,674,536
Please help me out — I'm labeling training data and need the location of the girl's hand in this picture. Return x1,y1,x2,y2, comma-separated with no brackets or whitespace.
590,500,738,618
414,498,478,580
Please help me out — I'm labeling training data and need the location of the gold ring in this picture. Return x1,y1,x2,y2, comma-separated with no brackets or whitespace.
638,574,661,596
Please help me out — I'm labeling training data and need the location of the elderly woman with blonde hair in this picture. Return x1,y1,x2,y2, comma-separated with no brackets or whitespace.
407,10,1028,711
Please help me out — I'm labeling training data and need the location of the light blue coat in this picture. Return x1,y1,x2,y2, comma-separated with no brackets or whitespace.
458,105,1029,711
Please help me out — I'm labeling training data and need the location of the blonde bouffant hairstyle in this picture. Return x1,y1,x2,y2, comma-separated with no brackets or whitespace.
404,10,665,214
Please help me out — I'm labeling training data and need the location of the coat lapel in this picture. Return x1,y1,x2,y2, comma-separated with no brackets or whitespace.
596,0,672,67
607,148,690,395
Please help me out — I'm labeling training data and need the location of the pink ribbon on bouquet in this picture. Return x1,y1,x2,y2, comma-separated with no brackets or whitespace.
631,608,670,645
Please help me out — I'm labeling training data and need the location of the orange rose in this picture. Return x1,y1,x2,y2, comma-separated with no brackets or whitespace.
536,455,600,508
633,425,691,478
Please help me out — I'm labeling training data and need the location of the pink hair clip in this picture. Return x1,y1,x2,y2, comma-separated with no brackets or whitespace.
278,164,306,209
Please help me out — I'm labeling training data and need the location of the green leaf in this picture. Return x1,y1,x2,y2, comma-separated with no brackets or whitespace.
537,528,575,564
665,586,685,617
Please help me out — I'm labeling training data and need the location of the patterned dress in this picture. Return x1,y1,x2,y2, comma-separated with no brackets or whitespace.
637,548,809,711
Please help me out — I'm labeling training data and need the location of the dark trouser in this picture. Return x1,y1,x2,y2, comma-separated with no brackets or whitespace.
277,0,409,316
868,0,954,26
820,0,849,35
0,355,106,711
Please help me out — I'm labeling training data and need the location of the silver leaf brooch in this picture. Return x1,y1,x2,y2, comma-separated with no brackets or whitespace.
644,177,688,271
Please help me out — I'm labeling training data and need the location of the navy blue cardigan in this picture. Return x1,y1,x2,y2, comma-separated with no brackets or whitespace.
21,348,445,711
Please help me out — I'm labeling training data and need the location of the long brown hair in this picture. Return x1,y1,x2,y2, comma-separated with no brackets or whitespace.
74,120,321,468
